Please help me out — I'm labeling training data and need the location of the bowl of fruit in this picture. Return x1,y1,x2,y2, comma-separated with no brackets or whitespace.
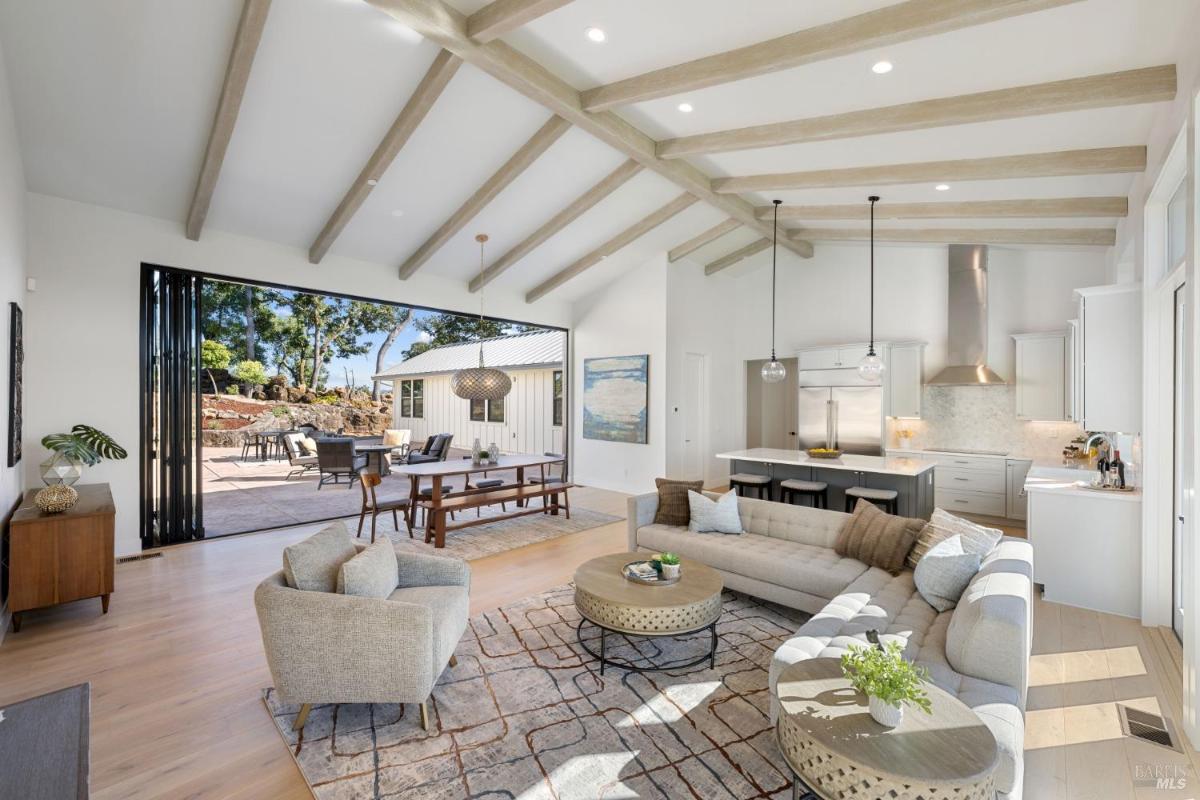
807,447,843,459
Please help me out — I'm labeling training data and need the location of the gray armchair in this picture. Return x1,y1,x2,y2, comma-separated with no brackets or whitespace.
254,546,470,731
315,437,367,489
406,433,453,465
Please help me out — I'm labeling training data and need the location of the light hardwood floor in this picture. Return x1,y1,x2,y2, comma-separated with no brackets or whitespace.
0,486,1191,799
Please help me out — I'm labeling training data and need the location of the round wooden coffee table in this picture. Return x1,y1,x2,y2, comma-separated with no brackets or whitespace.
573,552,723,674
776,657,998,800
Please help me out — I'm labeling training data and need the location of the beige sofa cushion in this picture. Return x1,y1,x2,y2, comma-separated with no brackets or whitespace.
835,499,924,574
282,520,357,592
337,538,399,598
636,525,868,601
737,497,850,548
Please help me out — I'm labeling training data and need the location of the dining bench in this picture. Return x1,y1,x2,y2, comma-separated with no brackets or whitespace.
418,483,574,548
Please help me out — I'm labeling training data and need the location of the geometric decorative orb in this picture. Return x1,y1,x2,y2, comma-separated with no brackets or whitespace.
451,367,512,401
857,351,886,383
761,359,788,384
40,453,84,486
36,483,79,513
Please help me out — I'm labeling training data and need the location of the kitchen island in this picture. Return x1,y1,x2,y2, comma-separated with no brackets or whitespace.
717,448,937,519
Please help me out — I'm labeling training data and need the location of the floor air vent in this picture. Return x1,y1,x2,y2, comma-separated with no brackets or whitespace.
115,552,164,564
1119,704,1180,752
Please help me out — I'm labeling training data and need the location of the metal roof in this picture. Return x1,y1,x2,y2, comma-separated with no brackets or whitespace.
373,330,565,379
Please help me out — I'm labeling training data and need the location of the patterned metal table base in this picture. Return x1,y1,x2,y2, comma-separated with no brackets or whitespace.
576,619,718,675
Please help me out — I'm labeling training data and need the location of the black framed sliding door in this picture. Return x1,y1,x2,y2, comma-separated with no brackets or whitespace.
140,264,204,548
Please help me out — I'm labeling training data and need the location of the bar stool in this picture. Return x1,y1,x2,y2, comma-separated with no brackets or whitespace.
845,486,899,514
780,479,828,509
729,473,772,501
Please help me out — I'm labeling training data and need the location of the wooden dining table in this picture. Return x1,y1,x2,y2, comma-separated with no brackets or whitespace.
392,453,566,530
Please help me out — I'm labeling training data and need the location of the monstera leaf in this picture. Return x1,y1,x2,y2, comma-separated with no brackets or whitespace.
41,425,127,466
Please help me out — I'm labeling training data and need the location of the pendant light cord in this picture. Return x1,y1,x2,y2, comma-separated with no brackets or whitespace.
476,234,487,368
771,199,781,360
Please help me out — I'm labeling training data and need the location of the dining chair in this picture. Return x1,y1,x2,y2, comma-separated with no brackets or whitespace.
357,472,412,542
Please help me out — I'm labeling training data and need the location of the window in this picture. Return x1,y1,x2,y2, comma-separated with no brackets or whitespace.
1168,178,1188,268
400,379,424,418
469,398,485,422
487,397,504,423
552,370,563,427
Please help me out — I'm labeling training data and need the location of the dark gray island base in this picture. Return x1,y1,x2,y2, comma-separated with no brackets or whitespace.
719,448,936,520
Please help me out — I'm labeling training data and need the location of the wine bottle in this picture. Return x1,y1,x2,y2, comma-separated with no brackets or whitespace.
1111,450,1126,489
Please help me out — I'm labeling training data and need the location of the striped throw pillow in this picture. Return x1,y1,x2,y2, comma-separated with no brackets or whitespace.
906,508,1004,571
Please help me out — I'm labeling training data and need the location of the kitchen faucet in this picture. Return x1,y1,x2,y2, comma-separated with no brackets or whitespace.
1083,432,1114,456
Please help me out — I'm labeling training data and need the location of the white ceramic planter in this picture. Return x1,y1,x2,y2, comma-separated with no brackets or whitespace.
869,695,904,727
661,563,681,580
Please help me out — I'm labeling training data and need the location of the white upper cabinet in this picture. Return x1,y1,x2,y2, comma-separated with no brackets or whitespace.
1076,284,1142,433
887,343,924,418
797,344,872,370
1013,332,1067,421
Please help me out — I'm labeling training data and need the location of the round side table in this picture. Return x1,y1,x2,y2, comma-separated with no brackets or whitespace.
775,657,998,800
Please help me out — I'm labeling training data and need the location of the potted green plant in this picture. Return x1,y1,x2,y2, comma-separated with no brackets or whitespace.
37,425,127,513
659,552,681,580
840,640,932,727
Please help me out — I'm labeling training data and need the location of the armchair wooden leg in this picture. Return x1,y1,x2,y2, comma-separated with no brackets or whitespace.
292,703,312,731
419,700,430,731
448,654,458,667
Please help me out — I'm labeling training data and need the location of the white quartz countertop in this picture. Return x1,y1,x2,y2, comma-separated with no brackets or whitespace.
1024,470,1141,503
717,448,936,477
886,447,1034,463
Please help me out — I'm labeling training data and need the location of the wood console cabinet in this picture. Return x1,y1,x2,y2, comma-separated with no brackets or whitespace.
8,483,115,632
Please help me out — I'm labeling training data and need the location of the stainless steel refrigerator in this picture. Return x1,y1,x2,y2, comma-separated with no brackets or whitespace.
796,370,883,455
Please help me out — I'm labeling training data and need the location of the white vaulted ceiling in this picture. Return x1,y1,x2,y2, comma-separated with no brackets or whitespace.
0,0,1196,302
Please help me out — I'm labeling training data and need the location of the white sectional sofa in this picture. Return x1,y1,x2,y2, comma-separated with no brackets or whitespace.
627,491,1033,800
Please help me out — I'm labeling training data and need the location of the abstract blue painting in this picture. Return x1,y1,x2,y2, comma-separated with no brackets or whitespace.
582,355,649,444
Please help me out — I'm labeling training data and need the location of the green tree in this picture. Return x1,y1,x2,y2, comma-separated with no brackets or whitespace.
402,312,535,360
276,293,397,391
365,306,413,401
201,281,282,361
231,359,269,396
200,340,231,395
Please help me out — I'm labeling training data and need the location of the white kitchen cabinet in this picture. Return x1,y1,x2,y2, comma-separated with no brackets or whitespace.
797,344,872,370
1012,332,1067,421
1006,458,1032,520
1066,319,1081,423
1076,284,1142,433
887,342,924,418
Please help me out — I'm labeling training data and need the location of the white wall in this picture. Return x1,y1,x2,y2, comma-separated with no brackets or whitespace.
0,42,27,638
21,193,573,556
570,254,666,494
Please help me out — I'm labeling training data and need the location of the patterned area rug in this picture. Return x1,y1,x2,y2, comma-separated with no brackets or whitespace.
263,585,811,799
380,506,621,561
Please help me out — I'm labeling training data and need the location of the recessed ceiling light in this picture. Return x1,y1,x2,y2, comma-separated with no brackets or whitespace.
391,209,404,217
585,27,606,43
677,102,694,113
872,60,894,74
366,179,378,186
935,183,950,191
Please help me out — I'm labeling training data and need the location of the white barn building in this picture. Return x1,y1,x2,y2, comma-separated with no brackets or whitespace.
373,330,566,456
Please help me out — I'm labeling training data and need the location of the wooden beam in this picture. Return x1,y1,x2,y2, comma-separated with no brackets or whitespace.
309,50,460,263
186,0,272,241
660,65,1176,158
525,193,697,302
787,227,1116,246
466,0,573,42
579,0,1081,112
469,159,642,292
668,219,742,262
757,197,1129,221
704,238,772,275
713,146,1147,194
399,115,570,279
363,0,813,259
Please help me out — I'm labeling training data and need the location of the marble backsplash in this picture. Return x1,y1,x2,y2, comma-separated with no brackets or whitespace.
886,384,1085,464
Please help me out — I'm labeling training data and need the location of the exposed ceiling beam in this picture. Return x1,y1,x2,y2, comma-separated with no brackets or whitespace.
399,115,570,279
469,158,642,292
757,197,1129,221
659,65,1175,159
466,0,573,42
525,193,697,302
363,0,813,260
579,0,1081,112
186,0,272,241
704,238,772,275
787,227,1116,246
309,50,460,263
713,146,1147,194
668,219,742,262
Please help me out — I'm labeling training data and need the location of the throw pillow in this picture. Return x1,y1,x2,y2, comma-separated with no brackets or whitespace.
337,538,400,598
654,478,703,526
282,520,356,592
688,489,743,534
913,534,983,612
905,507,1004,570
835,499,925,575
301,436,319,456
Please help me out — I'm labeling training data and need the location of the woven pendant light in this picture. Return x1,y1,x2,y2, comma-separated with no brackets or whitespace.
451,234,513,401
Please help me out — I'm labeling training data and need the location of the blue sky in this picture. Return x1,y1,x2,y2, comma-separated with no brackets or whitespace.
327,310,434,389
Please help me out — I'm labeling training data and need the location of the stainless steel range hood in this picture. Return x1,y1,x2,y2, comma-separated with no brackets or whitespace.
927,244,1006,385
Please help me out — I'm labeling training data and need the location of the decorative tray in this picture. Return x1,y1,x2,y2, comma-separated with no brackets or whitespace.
623,560,680,586
806,448,843,459
1079,483,1137,493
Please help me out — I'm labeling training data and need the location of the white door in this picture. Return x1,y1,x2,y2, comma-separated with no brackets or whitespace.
1174,284,1187,639
682,353,706,482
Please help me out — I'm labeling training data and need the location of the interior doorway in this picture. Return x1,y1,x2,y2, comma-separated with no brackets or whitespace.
680,352,707,482
745,358,798,450
1175,283,1188,639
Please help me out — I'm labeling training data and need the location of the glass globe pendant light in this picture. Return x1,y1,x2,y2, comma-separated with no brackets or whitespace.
761,199,787,384
450,234,513,402
858,195,886,382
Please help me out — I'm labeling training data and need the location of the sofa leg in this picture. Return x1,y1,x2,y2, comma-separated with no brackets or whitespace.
419,700,430,731
448,654,458,667
292,703,312,731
